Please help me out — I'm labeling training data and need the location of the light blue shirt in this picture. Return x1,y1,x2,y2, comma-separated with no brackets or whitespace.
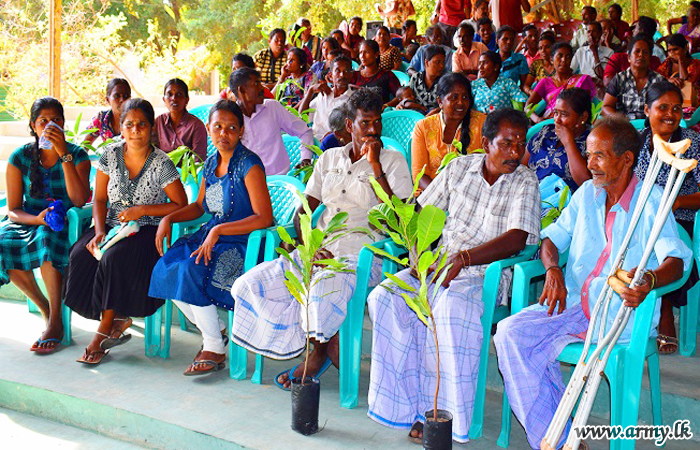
534,177,692,344
408,45,454,73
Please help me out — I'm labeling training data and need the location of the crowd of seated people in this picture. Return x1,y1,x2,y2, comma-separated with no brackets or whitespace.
3,3,700,447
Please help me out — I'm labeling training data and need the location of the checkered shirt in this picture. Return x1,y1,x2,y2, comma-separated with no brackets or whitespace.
606,68,665,120
254,48,287,84
417,154,541,277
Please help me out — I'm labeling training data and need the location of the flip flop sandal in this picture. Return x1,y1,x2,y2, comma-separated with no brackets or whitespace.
274,357,334,392
657,334,679,354
408,421,424,444
183,359,226,376
30,338,62,354
76,348,110,365
101,331,132,350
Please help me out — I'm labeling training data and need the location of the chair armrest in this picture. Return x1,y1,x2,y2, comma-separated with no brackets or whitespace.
171,214,212,241
67,204,94,245
510,249,569,314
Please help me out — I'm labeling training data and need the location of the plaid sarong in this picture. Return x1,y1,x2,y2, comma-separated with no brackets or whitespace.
494,305,588,449
230,250,382,359
367,268,485,443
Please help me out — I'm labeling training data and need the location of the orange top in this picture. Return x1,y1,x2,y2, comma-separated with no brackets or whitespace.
410,110,485,181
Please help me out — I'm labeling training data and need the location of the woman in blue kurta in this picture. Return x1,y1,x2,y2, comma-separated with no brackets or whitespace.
0,97,91,353
149,100,273,376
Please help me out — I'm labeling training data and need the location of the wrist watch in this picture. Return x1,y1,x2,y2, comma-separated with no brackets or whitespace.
60,154,73,163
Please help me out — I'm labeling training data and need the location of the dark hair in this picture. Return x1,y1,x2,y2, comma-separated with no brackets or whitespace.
120,98,155,128
232,53,255,69
328,106,348,132
458,22,476,39
475,0,488,8
361,39,380,54
27,97,64,198
582,5,597,16
552,42,573,57
496,25,515,40
228,67,260,96
299,17,311,27
331,29,344,40
288,47,309,72
328,50,345,61
643,80,685,145
345,88,383,122
208,99,244,127
269,28,286,41
692,1,700,10
522,24,538,36
425,25,442,40
557,88,592,124
424,44,446,63
321,37,341,52
609,3,622,15
164,78,189,98
403,19,417,32
477,18,493,29
436,73,474,153
540,31,556,44
481,50,502,69
587,21,603,34
628,34,654,55
591,115,642,166
668,33,690,56
331,54,353,70
106,78,130,98
482,108,529,142
350,16,363,27
636,16,657,36
377,25,390,36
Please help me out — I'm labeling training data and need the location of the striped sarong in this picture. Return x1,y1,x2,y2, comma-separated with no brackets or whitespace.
230,250,381,359
367,268,485,443
494,304,588,449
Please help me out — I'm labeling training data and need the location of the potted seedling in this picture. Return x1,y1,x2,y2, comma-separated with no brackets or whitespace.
292,144,324,183
168,145,204,199
276,192,371,435
365,169,454,449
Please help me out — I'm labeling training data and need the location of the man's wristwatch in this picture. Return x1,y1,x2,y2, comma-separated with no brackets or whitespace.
60,154,73,163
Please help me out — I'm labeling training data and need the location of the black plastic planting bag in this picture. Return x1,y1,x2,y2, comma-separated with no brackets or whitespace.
423,409,453,450
291,377,320,435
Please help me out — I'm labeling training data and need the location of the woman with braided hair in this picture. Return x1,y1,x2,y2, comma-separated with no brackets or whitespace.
0,97,91,353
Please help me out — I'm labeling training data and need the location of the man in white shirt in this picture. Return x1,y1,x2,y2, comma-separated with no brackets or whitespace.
231,88,413,390
571,21,614,83
571,6,598,51
298,55,354,143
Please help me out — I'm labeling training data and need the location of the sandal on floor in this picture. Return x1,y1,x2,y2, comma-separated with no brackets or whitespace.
274,357,333,392
30,338,62,354
408,421,423,445
183,355,226,376
657,334,679,354
101,331,132,350
77,347,110,365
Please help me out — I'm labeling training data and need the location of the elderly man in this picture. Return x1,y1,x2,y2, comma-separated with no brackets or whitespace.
367,109,541,443
297,18,322,62
571,6,598,51
494,116,692,450
231,88,413,389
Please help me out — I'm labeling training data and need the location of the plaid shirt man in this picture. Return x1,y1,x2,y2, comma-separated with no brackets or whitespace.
606,68,665,119
253,48,287,84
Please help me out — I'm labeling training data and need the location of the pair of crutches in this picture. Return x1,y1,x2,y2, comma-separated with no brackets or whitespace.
541,135,698,450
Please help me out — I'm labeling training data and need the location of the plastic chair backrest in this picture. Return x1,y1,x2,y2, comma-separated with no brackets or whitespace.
189,104,213,124
693,52,700,60
526,119,554,141
352,60,360,70
400,60,410,72
267,175,306,225
539,174,570,209
381,110,424,152
282,134,303,170
381,136,409,167
630,118,646,130
393,70,410,86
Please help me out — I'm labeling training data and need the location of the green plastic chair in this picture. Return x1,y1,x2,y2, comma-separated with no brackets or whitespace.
282,134,304,177
393,70,410,87
400,61,410,73
496,225,693,450
526,119,554,142
381,110,424,156
338,238,538,442
679,210,700,357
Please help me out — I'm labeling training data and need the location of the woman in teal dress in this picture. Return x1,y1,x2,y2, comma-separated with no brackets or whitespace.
0,97,91,353
149,100,273,376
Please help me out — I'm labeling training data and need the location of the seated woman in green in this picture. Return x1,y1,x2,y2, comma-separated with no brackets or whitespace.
65,98,188,365
0,97,91,353
149,100,273,376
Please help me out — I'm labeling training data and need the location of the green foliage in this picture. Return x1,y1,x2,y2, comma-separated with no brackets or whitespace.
541,185,570,229
168,145,204,184
590,100,603,123
293,144,324,183
63,112,114,155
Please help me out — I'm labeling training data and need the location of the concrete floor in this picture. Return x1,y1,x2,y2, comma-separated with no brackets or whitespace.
0,298,693,450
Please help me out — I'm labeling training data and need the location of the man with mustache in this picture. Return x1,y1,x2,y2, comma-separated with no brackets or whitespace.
494,115,691,450
231,88,413,390
367,108,541,443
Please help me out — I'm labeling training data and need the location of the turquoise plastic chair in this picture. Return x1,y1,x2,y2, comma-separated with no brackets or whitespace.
352,60,360,70
526,119,554,141
188,104,214,157
381,110,424,156
393,70,410,87
679,210,700,357
282,134,304,177
380,136,409,167
497,225,693,450
692,52,700,60
685,107,700,127
149,176,306,364
338,238,537,428
400,60,410,73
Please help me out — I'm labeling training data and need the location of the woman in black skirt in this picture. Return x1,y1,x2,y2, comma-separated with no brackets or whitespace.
65,98,187,365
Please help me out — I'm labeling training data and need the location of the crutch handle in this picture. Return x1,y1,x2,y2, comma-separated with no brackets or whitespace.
615,269,633,284
608,275,628,295
653,135,697,173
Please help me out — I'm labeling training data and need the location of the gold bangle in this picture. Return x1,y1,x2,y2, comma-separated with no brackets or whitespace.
645,270,656,290
459,250,471,268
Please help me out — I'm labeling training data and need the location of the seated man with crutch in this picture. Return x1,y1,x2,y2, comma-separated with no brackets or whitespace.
494,115,693,450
